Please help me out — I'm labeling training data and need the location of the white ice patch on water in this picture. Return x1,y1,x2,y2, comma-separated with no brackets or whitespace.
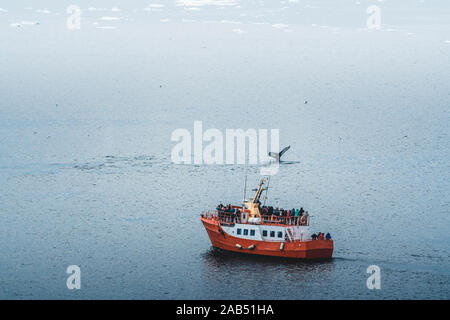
10,21,40,27
232,28,246,34
220,20,241,24
37,9,50,14
88,7,107,12
176,0,237,7
0,8,8,13
144,4,165,11
100,17,120,21
272,23,288,29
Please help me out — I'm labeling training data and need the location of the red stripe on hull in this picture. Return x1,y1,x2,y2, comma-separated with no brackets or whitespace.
201,217,333,259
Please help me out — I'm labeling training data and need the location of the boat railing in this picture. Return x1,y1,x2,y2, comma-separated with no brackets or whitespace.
201,210,219,220
202,210,309,227
201,210,241,224
260,214,309,226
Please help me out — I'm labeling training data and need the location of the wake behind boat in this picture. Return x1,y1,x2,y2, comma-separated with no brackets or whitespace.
201,177,333,259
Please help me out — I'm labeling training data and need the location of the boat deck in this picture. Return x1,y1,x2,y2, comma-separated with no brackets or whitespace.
201,209,309,228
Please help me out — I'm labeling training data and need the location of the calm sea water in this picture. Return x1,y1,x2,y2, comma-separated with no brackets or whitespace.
0,0,449,299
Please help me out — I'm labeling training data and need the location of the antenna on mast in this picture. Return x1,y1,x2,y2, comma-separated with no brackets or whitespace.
243,165,248,207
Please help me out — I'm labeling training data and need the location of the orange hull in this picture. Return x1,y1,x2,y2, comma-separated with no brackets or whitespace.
201,217,333,259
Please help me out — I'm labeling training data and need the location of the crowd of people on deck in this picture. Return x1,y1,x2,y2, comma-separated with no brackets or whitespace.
215,203,332,240
216,204,241,223
311,232,332,240
216,203,310,225
259,206,308,225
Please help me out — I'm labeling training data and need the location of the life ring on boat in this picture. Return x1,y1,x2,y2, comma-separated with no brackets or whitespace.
300,216,307,226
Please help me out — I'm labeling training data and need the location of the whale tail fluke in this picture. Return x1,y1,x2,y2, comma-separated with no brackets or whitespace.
268,145,290,161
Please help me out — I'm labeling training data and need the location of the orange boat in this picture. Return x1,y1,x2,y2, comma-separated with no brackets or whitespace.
201,177,333,259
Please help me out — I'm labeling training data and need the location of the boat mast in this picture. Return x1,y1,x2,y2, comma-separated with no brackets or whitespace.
243,177,266,220
242,169,247,208
263,175,270,206
252,178,265,204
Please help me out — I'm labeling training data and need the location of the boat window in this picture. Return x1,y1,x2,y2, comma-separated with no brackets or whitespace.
250,230,255,236
277,231,283,238
243,229,248,236
237,228,241,235
262,230,268,237
270,231,275,237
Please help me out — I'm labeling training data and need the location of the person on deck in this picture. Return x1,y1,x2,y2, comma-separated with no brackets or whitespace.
326,233,331,240
301,212,308,226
